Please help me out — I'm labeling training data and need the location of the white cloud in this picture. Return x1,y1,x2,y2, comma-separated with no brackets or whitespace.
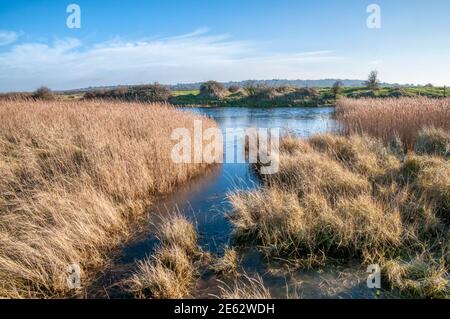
0,30,18,46
370,59,383,66
0,29,339,92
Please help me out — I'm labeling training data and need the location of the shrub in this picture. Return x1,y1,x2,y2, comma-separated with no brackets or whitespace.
365,70,380,91
199,81,227,99
83,84,171,103
32,86,55,100
332,81,344,96
275,86,296,94
251,86,280,100
228,85,241,93
131,84,171,103
284,88,319,100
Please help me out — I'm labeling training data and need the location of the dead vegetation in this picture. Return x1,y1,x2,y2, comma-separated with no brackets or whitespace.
126,214,205,299
217,274,272,299
229,128,450,298
336,97,450,150
0,99,217,298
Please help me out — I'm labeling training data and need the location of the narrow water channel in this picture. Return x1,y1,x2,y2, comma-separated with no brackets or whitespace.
88,107,387,299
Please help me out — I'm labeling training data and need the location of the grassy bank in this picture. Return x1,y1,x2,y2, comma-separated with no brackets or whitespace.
170,86,448,108
0,100,217,298
228,98,450,298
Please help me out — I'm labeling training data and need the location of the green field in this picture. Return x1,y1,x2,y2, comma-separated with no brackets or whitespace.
170,89,200,97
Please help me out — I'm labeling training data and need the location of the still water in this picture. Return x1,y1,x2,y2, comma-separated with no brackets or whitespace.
89,107,386,299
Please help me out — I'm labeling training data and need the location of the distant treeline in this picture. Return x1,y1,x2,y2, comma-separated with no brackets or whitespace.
0,87,55,101
56,79,414,95
83,84,171,103
170,79,395,91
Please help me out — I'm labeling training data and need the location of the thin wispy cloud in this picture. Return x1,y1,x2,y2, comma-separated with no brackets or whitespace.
0,29,339,92
0,30,19,46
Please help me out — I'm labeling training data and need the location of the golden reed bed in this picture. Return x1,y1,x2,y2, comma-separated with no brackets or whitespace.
336,97,450,149
0,99,217,298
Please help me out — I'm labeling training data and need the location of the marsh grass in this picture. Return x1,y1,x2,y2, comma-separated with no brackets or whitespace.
230,132,450,298
383,256,449,298
156,215,199,256
126,214,205,299
0,99,217,298
336,97,450,150
210,248,239,277
217,274,272,299
415,127,450,158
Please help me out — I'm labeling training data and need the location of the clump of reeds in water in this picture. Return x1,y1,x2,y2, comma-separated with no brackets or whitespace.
229,130,450,298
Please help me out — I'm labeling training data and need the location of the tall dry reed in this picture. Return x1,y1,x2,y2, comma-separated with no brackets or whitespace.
0,99,217,298
336,97,450,149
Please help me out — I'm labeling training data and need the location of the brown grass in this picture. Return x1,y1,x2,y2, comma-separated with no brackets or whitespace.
127,254,192,299
156,215,199,256
218,274,272,299
210,248,239,276
0,99,218,298
126,214,202,299
383,256,449,298
336,97,450,149
230,133,450,297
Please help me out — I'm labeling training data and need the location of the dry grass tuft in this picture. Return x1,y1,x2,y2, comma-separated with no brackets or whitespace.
0,99,217,298
273,152,371,203
156,215,199,256
211,248,239,276
383,256,449,298
218,274,272,299
127,256,191,299
127,214,201,299
399,155,450,218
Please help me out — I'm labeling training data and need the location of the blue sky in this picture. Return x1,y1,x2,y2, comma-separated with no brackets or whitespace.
0,0,449,91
